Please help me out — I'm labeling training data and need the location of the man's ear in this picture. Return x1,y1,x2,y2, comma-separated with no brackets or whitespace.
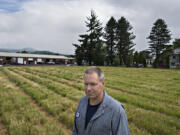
101,80,105,87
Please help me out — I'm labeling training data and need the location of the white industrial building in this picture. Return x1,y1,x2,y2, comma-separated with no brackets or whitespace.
0,52,74,65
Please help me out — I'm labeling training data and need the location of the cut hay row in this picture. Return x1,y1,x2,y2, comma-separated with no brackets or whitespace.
21,66,180,106
2,68,76,130
1,66,179,135
0,70,66,135
22,67,84,91
9,68,84,102
8,66,180,135
14,67,180,118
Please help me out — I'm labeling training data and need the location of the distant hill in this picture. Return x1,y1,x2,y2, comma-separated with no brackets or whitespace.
21,47,37,52
0,48,74,57
31,51,60,55
0,48,20,53
0,48,36,53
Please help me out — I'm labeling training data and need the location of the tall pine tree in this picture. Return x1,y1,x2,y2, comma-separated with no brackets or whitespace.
116,17,135,66
147,18,171,67
73,10,103,65
133,51,139,67
173,38,180,49
85,10,103,65
73,34,89,65
104,17,117,65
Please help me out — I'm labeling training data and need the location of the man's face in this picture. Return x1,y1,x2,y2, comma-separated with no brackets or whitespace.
84,72,104,101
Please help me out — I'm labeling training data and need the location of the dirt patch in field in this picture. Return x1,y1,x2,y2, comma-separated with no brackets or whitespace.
0,118,7,135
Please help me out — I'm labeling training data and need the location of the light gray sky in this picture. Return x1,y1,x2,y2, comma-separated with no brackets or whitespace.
0,0,180,54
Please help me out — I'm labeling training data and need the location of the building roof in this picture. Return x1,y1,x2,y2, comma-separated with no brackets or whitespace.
0,52,74,60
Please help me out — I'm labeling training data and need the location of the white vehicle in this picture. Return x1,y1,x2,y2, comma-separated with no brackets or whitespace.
47,61,55,65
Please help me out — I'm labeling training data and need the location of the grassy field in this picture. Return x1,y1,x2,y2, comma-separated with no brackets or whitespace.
0,66,179,135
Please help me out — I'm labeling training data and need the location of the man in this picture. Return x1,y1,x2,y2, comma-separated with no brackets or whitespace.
72,66,130,135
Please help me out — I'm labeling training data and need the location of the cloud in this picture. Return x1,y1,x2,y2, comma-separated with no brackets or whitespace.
0,0,116,54
0,0,180,54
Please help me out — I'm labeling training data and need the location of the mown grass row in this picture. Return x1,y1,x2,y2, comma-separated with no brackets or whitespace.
8,67,154,135
9,66,180,135
105,81,180,106
49,66,180,95
18,66,171,104
67,67,179,99
9,68,84,102
36,66,180,135
16,67,180,119
22,66,180,106
1,68,153,135
124,102,179,135
1,68,76,130
107,89,180,133
0,70,65,135
22,67,84,91
105,72,180,95
33,67,179,107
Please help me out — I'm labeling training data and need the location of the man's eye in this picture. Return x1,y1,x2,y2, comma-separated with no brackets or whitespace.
84,83,97,86
90,83,97,86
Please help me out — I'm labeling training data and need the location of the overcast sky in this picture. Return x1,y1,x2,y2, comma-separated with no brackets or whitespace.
0,0,180,54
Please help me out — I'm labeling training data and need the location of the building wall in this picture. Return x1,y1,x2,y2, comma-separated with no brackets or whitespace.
170,54,180,68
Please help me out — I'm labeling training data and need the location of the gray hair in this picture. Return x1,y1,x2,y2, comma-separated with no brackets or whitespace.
84,66,104,81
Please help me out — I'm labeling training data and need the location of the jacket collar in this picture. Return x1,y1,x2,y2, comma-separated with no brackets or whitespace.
89,91,109,121
84,90,109,107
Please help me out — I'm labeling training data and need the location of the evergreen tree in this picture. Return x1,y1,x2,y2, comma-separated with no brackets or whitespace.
147,18,171,67
126,49,134,67
73,34,89,65
73,44,84,65
133,51,139,67
73,10,103,65
141,50,152,59
116,17,135,66
139,51,147,67
85,10,103,65
93,40,106,65
104,17,117,65
173,38,180,49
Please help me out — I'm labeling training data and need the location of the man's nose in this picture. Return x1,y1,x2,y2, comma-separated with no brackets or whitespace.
86,84,91,91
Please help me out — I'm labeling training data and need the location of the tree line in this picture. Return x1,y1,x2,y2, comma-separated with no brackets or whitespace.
73,10,179,67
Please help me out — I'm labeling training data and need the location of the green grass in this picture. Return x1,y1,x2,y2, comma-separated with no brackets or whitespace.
0,66,180,135
0,70,65,135
1,68,76,130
